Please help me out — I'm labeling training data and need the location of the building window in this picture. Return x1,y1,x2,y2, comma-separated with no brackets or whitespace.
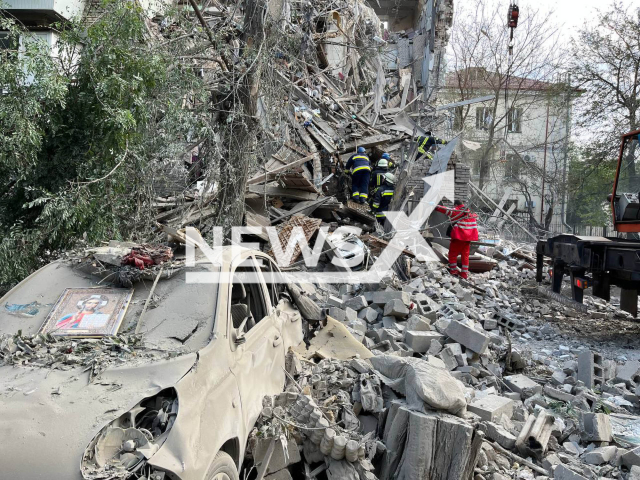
504,154,520,179
0,32,13,50
476,107,492,130
507,108,522,133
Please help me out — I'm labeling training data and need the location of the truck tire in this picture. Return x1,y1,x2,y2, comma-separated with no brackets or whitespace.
205,451,239,480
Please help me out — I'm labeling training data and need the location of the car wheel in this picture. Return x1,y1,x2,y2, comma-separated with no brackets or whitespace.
205,451,239,480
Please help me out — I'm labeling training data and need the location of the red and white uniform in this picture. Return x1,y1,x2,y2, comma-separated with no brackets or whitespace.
435,204,479,241
435,204,479,279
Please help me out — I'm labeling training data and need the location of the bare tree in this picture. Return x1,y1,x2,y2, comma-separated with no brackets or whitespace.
447,0,565,187
570,2,640,186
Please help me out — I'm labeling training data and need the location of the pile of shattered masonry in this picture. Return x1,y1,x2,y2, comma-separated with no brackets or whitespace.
244,253,640,480
147,1,640,479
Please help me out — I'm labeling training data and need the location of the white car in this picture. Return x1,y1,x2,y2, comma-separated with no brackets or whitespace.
0,247,303,480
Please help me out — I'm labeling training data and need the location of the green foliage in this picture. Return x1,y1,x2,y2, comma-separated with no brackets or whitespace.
0,0,209,290
566,148,616,227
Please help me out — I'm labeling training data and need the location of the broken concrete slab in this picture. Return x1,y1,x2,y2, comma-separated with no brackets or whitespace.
444,320,490,354
406,314,432,331
553,464,588,480
343,295,368,311
580,412,612,442
467,395,514,422
484,421,517,449
358,306,379,324
582,445,617,465
615,360,640,386
403,331,444,353
371,291,411,306
503,374,542,398
383,299,410,318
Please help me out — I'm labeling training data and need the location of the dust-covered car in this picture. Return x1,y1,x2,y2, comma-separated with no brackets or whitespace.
0,246,303,480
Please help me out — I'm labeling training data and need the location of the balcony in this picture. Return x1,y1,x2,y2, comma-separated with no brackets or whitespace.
2,0,85,23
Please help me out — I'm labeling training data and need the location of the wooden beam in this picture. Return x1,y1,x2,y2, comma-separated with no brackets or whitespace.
247,154,317,185
246,184,319,200
340,134,394,153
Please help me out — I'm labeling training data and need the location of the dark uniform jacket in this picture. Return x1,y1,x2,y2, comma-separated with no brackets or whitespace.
371,185,395,218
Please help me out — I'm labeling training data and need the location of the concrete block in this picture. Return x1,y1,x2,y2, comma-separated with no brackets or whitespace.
582,445,617,465
434,317,451,334
371,290,410,306
484,421,516,449
427,340,443,355
382,316,403,331
504,374,542,398
543,384,575,403
551,370,567,386
358,306,379,324
437,345,459,371
444,320,490,354
404,331,444,353
621,447,640,468
581,412,612,442
327,295,344,308
482,318,498,330
541,453,562,471
615,360,640,386
577,350,604,389
423,355,447,369
553,465,587,480
493,311,525,332
328,307,346,322
345,307,357,322
406,314,431,331
467,395,514,422
384,299,410,318
630,465,640,480
343,295,368,311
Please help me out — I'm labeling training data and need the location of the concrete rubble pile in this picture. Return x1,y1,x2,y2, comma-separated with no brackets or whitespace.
246,251,640,479
150,0,457,246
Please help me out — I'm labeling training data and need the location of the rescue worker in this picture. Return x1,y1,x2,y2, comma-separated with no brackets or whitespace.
371,172,396,226
371,153,391,190
435,199,479,280
345,147,371,203
414,131,447,160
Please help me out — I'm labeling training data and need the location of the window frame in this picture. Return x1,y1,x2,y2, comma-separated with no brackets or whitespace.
475,107,492,130
507,107,522,133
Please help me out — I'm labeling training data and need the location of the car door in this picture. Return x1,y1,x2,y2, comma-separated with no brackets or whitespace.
256,255,304,350
228,255,285,433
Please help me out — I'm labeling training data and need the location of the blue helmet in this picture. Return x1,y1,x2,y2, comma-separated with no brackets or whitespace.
381,153,390,160
357,147,366,154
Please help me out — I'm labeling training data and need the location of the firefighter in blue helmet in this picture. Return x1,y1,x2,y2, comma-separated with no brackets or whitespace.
371,172,396,226
345,146,371,203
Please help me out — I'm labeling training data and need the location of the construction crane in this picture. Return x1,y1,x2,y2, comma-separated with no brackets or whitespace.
536,130,640,316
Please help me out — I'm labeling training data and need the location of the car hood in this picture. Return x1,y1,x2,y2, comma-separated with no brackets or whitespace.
0,353,197,479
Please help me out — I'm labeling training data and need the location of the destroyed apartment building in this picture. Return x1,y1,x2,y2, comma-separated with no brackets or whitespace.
3,1,640,480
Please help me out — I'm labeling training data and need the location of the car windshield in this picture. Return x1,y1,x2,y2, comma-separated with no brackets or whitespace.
0,261,220,353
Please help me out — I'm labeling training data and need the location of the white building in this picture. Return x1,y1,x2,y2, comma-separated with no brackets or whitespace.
438,68,576,231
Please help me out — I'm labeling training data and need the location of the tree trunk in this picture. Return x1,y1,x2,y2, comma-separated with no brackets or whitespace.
215,0,267,235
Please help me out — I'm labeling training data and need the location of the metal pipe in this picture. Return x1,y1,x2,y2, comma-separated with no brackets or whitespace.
561,74,573,233
540,101,550,223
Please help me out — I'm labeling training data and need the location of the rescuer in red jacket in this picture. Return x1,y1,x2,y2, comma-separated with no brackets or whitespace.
435,200,479,279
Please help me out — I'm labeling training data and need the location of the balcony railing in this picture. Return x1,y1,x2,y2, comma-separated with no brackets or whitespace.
2,0,85,21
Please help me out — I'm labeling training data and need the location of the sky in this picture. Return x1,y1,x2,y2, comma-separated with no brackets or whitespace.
485,0,635,36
